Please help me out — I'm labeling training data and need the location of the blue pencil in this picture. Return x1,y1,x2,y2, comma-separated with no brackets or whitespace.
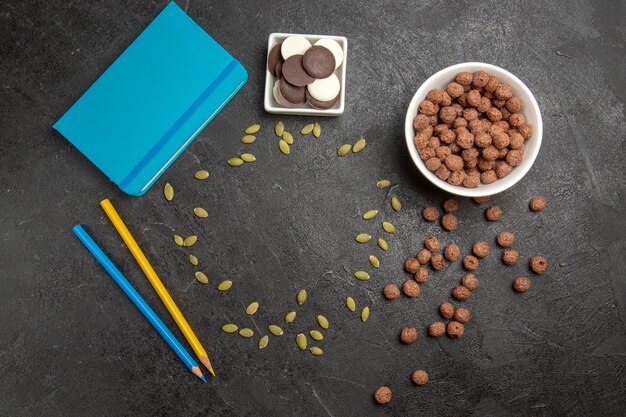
72,225,206,383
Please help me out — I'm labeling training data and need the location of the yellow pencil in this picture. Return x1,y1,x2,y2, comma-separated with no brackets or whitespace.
100,198,215,377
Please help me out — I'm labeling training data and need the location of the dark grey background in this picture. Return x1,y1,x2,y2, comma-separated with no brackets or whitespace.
1,0,625,416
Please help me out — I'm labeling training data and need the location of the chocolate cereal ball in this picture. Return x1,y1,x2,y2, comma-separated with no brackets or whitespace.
452,285,471,301
513,276,532,292
426,89,445,104
446,82,464,99
422,206,440,222
485,205,502,221
439,302,455,319
501,249,519,266
417,249,432,265
506,96,523,113
485,75,499,92
463,255,479,271
456,71,473,85
495,84,513,100
473,196,491,205
529,196,546,212
414,267,429,283
411,370,429,386
413,114,430,131
453,307,471,324
383,283,401,300
405,258,421,274
472,70,490,88
441,213,458,231
400,326,418,344
472,241,491,258
447,321,465,339
461,273,479,291
463,170,481,188
418,100,438,116
447,170,466,186
445,155,464,171
444,243,461,261
424,236,440,252
496,231,515,247
425,157,442,172
374,386,392,404
403,280,421,298
431,253,446,271
506,149,524,166
443,198,460,213
428,322,446,337
530,256,547,274
439,106,458,123
518,123,533,139
435,165,451,181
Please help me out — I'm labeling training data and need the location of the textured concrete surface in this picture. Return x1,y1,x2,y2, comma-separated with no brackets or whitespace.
1,0,625,416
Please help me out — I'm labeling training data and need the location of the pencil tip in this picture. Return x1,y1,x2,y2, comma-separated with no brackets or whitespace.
209,368,216,377
201,375,207,383
200,356,215,376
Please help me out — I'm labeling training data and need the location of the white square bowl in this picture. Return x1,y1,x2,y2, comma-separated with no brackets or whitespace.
264,32,347,117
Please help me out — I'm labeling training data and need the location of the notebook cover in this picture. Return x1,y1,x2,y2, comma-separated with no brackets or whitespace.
53,1,247,196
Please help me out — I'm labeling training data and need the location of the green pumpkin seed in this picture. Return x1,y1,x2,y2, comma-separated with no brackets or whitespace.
352,138,366,153
297,289,307,305
391,196,402,211
296,333,307,350
245,124,261,134
183,235,197,247
378,238,389,251
310,346,323,356
228,157,244,167
369,255,380,268
354,271,370,281
259,335,269,349
279,140,291,155
195,271,209,284
317,315,329,329
194,207,208,218
241,135,256,144
361,306,370,322
275,121,284,137
246,302,259,315
217,280,232,291
382,221,395,234
337,144,351,157
239,328,254,338
174,235,184,246
268,324,284,336
363,210,378,220
301,124,314,135
285,311,297,323
194,170,209,180
376,179,391,189
222,323,238,333
355,233,372,243
240,153,256,163
310,330,324,341
163,183,174,201
346,296,356,312
313,123,321,138
282,131,294,145
189,255,199,266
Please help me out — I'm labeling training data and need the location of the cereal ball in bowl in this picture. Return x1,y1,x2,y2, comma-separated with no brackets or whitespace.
405,62,542,197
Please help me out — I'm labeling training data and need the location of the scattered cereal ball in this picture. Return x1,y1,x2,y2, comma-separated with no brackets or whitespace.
424,236,440,252
485,75,499,92
443,198,460,213
453,307,471,324
452,285,471,301
431,253,446,271
494,161,513,178
467,90,482,107
530,256,547,274
472,70,490,88
473,196,491,205
506,96,523,113
444,155,464,171
461,273,479,291
496,231,515,247
426,89,445,104
417,249,432,265
513,276,532,292
509,113,526,128
446,82,464,98
411,370,429,386
502,249,519,266
529,196,546,212
518,123,533,139
422,206,440,222
419,100,439,116
495,84,513,100
435,165,451,181
400,326,418,344
439,302,455,319
447,321,465,339
383,283,401,300
444,243,461,261
374,386,392,404
414,267,429,283
405,258,421,274
403,280,421,298
428,322,446,337
455,71,473,85
441,213,458,231
463,255,479,271
413,114,430,132
481,170,498,184
485,205,502,221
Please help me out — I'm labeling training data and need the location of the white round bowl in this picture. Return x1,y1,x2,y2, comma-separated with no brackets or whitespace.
404,62,543,197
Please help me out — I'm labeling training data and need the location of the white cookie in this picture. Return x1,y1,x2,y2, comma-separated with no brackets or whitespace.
281,36,312,59
307,73,341,102
314,39,343,69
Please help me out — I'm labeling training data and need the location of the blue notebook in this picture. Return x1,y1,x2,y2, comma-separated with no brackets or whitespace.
54,2,247,196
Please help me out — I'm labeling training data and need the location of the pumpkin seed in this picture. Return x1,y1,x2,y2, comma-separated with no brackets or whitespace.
195,271,209,284
317,315,329,329
259,335,269,349
282,131,294,144
222,323,238,333
245,124,261,134
275,121,284,137
310,330,324,341
285,311,297,323
363,210,378,220
337,144,351,156
301,123,314,135
354,270,370,281
313,122,321,138
239,328,254,338
296,333,307,350
228,157,244,167
369,255,380,268
217,280,232,291
241,135,256,144
361,306,370,322
189,255,199,266
279,140,291,155
378,238,389,251
194,207,208,218
376,179,391,189
174,235,184,246
163,183,174,201
246,302,259,315
382,221,396,234
391,195,402,211
352,138,366,153
310,347,323,356
240,153,256,163
346,296,356,312
194,170,209,180
183,235,197,247
355,233,372,243
297,289,307,305
268,324,284,336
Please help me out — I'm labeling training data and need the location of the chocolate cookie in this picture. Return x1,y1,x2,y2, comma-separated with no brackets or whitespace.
267,43,283,77
275,60,283,78
282,55,315,87
278,78,306,105
303,46,335,78
306,90,339,109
